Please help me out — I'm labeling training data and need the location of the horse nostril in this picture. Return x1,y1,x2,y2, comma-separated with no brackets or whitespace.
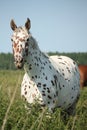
20,58,23,63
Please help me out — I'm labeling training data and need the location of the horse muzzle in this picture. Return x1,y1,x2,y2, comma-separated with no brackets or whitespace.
14,59,24,69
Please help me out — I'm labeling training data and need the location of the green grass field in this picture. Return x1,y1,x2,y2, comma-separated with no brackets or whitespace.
0,70,87,130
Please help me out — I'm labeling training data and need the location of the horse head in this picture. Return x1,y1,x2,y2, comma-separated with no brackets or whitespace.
10,18,31,69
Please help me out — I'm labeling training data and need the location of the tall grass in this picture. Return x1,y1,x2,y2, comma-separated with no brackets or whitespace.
0,70,87,130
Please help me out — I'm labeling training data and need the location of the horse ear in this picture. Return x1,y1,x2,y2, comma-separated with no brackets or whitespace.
25,18,31,30
10,19,17,31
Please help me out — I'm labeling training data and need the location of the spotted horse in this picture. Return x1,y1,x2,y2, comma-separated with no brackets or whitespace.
10,18,80,115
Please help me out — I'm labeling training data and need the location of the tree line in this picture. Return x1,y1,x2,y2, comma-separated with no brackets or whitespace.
0,52,87,70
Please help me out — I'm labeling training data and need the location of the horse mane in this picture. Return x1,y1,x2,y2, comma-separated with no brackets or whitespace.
29,36,40,50
29,35,49,60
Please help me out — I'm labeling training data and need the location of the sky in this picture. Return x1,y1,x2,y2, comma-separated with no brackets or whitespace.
0,0,87,53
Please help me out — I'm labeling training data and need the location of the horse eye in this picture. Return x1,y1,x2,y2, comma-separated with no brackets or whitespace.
27,38,29,42
11,38,13,42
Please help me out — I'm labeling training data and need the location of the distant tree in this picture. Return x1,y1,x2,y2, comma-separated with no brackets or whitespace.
0,52,87,70
48,52,87,65
0,53,16,70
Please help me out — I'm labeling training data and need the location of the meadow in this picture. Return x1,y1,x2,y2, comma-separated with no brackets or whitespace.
0,70,87,130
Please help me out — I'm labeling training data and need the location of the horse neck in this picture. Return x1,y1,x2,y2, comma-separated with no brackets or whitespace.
24,37,49,77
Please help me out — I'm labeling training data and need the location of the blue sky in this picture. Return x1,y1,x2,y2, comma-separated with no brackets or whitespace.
0,0,87,53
